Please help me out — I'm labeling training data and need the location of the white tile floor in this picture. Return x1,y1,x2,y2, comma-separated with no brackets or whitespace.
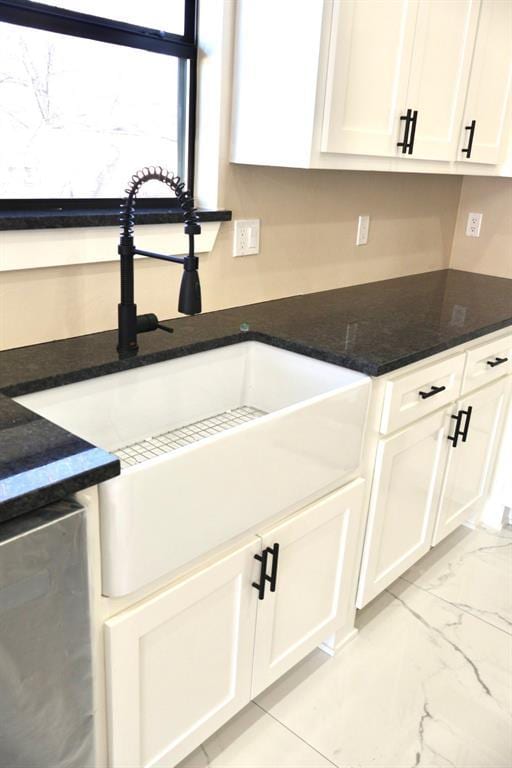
178,524,512,768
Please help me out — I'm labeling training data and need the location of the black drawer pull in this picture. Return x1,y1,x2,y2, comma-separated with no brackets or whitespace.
268,543,280,593
460,406,473,443
252,548,269,601
448,411,463,448
397,109,412,154
419,385,446,399
408,109,418,155
461,120,476,159
252,544,280,600
487,357,508,368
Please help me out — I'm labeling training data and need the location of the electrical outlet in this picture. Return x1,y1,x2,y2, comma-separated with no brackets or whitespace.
233,219,260,256
466,212,482,237
356,215,370,246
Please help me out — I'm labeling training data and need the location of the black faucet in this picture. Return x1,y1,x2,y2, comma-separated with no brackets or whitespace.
117,166,202,354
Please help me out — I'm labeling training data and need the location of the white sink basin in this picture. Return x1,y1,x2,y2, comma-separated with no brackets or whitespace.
16,342,370,596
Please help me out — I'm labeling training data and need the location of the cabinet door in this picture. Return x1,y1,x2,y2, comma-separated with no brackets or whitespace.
433,378,508,546
251,479,365,697
321,0,417,157
406,0,480,161
357,410,447,609
105,539,260,768
458,0,512,165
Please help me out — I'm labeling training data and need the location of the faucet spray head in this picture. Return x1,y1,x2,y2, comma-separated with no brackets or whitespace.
178,254,202,315
178,228,202,315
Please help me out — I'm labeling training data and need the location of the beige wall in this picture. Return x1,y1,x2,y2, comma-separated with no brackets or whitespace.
450,176,512,279
0,169,461,350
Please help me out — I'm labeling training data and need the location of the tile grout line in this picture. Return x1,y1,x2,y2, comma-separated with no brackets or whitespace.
399,574,512,638
252,700,340,768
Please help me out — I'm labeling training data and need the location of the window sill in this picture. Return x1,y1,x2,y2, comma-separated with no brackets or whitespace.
0,207,231,231
0,212,231,272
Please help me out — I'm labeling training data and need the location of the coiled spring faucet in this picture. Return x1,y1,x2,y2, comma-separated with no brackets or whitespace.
117,166,202,354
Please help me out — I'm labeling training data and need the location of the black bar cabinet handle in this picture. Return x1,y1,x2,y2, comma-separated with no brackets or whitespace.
461,120,476,159
268,543,280,593
448,411,462,448
252,549,269,601
408,109,418,155
487,356,508,368
460,405,473,443
397,109,412,153
419,384,446,400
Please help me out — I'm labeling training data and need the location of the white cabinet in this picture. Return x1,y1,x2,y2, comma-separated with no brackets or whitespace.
357,330,512,608
406,0,480,161
105,538,260,768
357,410,448,608
321,0,416,158
433,377,509,545
105,479,365,767
322,0,479,162
232,0,512,175
252,479,365,696
457,0,512,165
462,333,512,394
380,353,465,434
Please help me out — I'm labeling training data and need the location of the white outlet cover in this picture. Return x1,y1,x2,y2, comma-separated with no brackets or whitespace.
466,212,483,237
356,215,370,246
233,219,260,257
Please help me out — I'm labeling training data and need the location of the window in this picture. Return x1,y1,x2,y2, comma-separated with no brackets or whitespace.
0,0,197,211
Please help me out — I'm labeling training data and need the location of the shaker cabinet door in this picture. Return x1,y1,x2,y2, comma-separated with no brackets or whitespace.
321,0,416,157
252,480,365,697
458,0,512,165
357,410,448,608
433,378,509,546
105,538,260,768
405,0,480,161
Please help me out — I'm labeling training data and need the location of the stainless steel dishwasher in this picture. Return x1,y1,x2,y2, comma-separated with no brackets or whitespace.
0,500,95,768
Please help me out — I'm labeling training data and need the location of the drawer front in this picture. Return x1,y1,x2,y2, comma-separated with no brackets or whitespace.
380,354,465,434
462,334,512,395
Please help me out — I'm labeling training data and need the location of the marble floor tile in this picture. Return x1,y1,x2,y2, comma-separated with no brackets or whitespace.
176,702,334,768
256,578,512,768
402,525,512,634
492,522,512,540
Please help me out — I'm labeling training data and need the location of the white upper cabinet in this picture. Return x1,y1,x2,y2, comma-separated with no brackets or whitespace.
231,0,512,175
321,0,416,157
405,0,480,161
457,0,512,165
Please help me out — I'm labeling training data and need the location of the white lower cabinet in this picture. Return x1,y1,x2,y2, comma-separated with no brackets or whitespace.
105,538,260,768
433,377,509,545
105,479,365,768
357,410,448,608
358,364,511,609
251,479,365,696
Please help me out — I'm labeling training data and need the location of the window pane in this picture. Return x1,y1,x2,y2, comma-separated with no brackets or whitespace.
0,23,184,198
37,1,184,35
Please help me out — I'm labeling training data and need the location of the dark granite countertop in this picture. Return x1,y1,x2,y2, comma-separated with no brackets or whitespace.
0,268,510,523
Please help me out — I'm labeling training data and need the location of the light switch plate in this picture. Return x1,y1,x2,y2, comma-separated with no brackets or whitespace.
466,212,482,237
233,219,260,256
356,215,370,246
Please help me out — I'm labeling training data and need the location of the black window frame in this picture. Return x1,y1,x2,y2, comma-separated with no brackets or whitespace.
0,0,199,215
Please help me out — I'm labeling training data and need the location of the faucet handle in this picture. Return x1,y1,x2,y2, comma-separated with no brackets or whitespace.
157,322,174,335
135,313,174,336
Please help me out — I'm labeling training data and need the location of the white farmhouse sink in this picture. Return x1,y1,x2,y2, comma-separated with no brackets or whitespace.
16,342,370,596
